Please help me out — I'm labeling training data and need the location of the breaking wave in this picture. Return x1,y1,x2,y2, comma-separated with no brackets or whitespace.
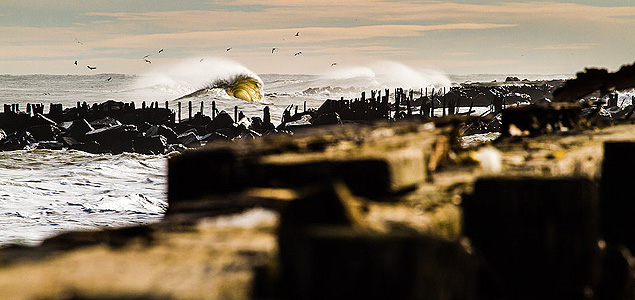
265,61,452,98
135,57,264,102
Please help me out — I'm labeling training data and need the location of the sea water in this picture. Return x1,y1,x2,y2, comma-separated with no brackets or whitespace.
1,58,612,247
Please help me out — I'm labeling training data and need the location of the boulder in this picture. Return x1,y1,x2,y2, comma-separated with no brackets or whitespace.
200,132,230,143
134,135,168,155
0,131,36,151
70,141,101,154
27,124,60,141
84,124,139,154
89,117,121,129
177,131,201,148
311,112,342,126
206,111,234,132
36,141,64,150
65,119,94,140
157,125,178,144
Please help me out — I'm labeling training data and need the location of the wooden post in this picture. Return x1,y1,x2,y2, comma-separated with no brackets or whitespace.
430,88,435,117
361,91,366,103
188,101,192,120
264,106,271,124
212,101,216,119
177,102,181,123
406,90,412,116
467,100,474,117
304,101,307,112
295,106,298,115
26,103,31,115
200,101,204,114
165,101,168,109
234,105,238,122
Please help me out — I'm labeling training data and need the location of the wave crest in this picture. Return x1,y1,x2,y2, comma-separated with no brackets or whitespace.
135,57,264,102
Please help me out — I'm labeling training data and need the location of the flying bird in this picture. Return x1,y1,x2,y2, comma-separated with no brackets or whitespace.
272,47,277,54
331,62,337,67
144,59,152,64
295,31,299,36
87,65,96,70
106,77,112,81
226,47,232,51
200,58,204,62
74,37,83,45
143,54,150,59
294,51,302,56
74,60,78,66
158,49,164,53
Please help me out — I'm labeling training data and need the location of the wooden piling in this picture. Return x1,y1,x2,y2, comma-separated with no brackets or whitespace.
188,101,192,121
303,101,307,112
212,101,216,119
200,101,204,114
165,101,168,109
234,106,238,122
264,106,271,124
26,103,31,115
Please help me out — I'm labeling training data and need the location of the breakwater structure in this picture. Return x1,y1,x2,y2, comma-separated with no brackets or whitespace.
0,73,632,155
0,63,634,299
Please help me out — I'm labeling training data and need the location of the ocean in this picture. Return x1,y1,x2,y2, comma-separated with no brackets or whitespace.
2,59,620,247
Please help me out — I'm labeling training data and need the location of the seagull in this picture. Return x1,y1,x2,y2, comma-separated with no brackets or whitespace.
74,60,78,66
226,47,232,51
75,37,83,45
87,65,96,70
144,59,152,64
143,54,150,59
295,31,299,36
272,47,277,54
294,51,302,56
106,77,112,81
200,58,204,62
331,62,337,67
158,49,164,53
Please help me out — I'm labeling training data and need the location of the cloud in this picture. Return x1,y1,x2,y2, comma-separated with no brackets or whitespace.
534,43,600,50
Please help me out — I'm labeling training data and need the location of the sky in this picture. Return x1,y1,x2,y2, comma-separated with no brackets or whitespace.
0,0,633,75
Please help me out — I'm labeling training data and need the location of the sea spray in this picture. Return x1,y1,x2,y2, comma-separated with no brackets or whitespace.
135,57,264,102
309,60,451,96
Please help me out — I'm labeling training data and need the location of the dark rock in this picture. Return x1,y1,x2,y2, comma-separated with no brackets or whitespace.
71,141,101,154
282,118,312,131
206,111,234,132
177,131,201,148
89,117,121,129
167,144,187,153
134,135,168,155
27,125,60,141
84,124,139,154
66,119,94,139
311,112,342,126
1,131,36,151
29,113,58,127
157,125,178,144
36,141,64,150
200,132,230,143
505,76,520,82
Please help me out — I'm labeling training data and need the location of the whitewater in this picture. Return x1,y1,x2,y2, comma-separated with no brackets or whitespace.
0,58,591,247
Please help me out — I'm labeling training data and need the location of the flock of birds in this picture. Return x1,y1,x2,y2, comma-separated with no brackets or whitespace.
73,30,338,80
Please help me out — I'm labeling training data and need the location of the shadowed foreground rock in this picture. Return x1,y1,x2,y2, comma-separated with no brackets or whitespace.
0,105,634,299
